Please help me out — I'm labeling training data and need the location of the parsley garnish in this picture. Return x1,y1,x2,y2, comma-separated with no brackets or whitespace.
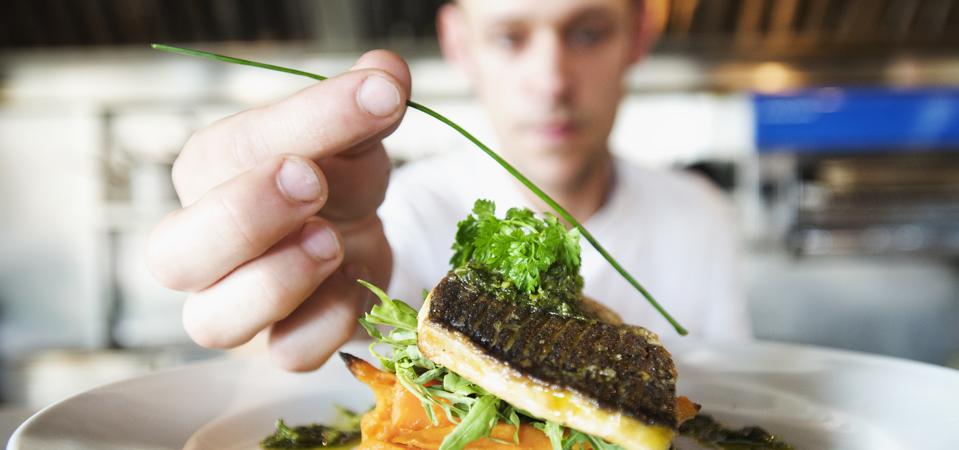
451,199,581,294
450,200,585,316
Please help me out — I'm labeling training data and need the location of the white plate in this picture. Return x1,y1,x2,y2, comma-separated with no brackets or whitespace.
9,339,959,450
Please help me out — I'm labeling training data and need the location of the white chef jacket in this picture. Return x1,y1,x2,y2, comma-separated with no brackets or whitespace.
378,150,751,341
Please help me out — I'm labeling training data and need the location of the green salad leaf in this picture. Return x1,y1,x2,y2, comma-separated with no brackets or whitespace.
534,420,565,450
438,395,500,450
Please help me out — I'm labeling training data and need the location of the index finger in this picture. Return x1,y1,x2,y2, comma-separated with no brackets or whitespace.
173,51,412,206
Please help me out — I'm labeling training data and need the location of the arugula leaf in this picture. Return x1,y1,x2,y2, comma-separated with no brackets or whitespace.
534,420,565,450
356,280,417,332
562,429,626,450
438,395,501,450
503,406,521,444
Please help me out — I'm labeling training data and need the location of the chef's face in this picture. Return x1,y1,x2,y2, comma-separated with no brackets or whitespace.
441,0,649,190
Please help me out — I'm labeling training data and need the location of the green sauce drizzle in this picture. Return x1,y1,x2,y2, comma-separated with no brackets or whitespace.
260,420,359,449
261,406,363,449
678,414,794,449
452,264,583,317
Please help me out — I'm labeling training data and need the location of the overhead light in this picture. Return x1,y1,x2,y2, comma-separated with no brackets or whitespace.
886,57,922,87
752,62,799,93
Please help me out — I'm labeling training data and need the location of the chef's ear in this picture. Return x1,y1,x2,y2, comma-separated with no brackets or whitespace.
628,0,664,64
437,2,475,76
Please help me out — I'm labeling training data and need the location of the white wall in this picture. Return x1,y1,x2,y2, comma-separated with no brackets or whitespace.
0,105,105,354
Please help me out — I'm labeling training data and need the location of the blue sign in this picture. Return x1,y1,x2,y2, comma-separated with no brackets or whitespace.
754,88,959,153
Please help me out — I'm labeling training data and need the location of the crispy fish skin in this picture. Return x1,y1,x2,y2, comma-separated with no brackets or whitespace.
417,274,678,449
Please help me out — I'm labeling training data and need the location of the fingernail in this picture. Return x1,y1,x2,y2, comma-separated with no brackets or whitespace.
278,158,322,203
357,75,401,117
301,222,339,261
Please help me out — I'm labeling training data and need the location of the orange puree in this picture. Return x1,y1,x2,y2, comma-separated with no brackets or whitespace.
348,358,552,450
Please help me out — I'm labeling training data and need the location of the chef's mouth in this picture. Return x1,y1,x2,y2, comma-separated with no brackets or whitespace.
525,120,581,141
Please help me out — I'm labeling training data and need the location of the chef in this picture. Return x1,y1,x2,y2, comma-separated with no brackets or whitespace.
146,0,751,371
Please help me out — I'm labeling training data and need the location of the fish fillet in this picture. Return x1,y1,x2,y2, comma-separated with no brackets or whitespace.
417,273,679,450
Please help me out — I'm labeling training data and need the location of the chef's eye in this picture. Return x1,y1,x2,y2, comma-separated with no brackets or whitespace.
567,24,609,49
490,29,526,51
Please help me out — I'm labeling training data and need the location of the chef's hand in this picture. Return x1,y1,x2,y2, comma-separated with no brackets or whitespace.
146,50,409,371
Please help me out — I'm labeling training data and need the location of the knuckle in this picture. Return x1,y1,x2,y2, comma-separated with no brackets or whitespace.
144,241,173,287
230,123,269,169
292,101,337,150
251,265,300,323
146,257,187,292
172,128,211,193
169,154,188,196
182,301,238,349
144,219,194,292
297,83,369,143
216,195,260,256
181,125,207,153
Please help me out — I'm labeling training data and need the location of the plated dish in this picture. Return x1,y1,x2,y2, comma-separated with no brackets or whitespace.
10,339,959,450
12,199,959,450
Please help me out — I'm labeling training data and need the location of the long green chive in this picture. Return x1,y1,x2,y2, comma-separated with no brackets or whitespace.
151,43,687,336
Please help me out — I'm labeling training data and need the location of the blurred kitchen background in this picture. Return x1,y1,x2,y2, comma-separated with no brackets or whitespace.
1,0,958,442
